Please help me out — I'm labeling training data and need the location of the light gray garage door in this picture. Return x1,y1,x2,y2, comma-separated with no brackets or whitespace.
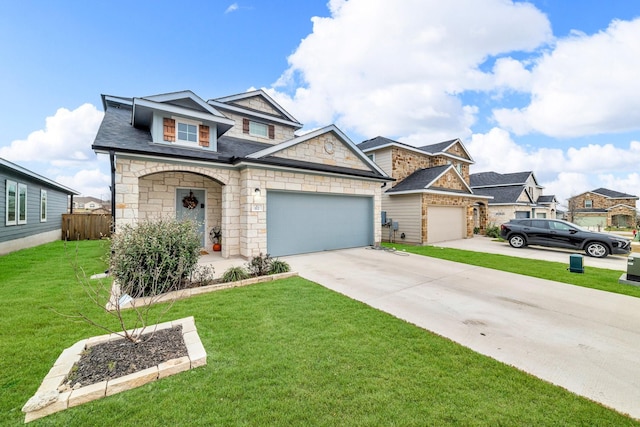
427,206,465,243
267,191,374,256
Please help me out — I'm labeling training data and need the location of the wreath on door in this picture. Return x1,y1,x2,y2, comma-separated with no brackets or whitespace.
182,191,199,209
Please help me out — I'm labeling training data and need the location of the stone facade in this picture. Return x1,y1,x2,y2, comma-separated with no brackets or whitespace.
391,146,431,185
114,156,381,259
568,191,637,227
422,193,477,241
234,95,281,116
273,133,370,171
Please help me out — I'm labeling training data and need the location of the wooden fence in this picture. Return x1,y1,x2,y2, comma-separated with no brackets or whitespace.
62,214,112,241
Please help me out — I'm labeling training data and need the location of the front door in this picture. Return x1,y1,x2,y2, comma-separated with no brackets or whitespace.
176,188,206,247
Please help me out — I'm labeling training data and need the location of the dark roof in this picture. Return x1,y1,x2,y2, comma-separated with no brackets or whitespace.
591,188,638,199
417,139,457,153
537,195,556,204
386,165,450,193
357,136,405,151
92,97,389,180
470,171,533,187
471,185,527,204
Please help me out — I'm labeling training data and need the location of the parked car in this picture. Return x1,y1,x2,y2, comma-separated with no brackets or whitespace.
499,219,631,258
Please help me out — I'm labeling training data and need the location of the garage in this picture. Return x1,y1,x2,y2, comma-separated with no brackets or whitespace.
427,206,465,243
267,191,374,256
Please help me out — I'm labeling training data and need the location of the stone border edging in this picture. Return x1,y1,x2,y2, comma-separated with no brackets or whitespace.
107,271,299,311
22,316,206,423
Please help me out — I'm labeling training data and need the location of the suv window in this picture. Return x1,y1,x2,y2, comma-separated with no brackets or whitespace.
549,221,573,231
530,220,549,229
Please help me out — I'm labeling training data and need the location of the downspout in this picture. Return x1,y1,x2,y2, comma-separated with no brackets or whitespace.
109,150,116,234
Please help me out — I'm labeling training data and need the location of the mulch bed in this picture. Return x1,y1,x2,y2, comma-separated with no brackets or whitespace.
65,326,188,389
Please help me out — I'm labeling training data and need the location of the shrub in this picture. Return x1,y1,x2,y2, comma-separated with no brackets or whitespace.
110,218,201,297
485,224,501,238
246,253,273,277
189,264,216,288
269,259,290,275
222,266,250,283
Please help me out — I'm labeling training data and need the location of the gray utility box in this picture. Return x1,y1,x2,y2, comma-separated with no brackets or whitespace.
627,255,640,282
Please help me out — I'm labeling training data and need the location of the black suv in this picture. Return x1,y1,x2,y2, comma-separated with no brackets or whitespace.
499,219,631,258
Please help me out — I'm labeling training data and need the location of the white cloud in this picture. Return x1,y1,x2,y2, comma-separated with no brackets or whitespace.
494,18,640,137
468,129,640,205
225,3,238,14
56,168,111,200
0,103,103,165
271,0,551,142
0,103,107,197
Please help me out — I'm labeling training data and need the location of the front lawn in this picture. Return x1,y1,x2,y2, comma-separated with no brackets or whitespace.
383,242,640,299
1,241,638,425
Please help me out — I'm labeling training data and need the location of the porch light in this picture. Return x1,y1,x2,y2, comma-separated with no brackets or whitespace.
254,188,261,195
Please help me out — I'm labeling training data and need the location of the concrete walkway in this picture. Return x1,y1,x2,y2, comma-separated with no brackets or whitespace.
284,247,640,419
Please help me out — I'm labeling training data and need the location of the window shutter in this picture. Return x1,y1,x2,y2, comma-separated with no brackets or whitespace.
268,124,275,139
199,125,210,147
243,118,249,134
163,118,175,142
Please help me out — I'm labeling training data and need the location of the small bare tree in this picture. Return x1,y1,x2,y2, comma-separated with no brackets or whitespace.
66,217,204,343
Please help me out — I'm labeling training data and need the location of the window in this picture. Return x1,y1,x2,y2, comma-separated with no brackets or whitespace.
40,190,47,222
18,183,27,224
585,199,593,208
5,180,16,225
367,153,375,162
249,121,268,138
177,122,198,143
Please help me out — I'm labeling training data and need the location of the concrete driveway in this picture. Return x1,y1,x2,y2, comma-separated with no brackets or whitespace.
284,247,640,419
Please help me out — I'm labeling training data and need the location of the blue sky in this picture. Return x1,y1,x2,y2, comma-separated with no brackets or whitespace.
1,0,639,208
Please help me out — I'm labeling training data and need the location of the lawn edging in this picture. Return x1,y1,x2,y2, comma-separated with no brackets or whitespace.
106,271,299,311
22,316,206,423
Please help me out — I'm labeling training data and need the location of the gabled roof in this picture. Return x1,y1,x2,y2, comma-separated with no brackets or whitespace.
246,125,387,177
131,91,234,137
471,185,530,204
470,171,538,188
537,195,557,204
358,136,474,163
0,157,79,195
92,97,390,182
385,165,477,196
208,89,303,130
590,188,638,200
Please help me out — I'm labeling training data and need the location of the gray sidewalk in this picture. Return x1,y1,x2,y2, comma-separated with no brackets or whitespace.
284,247,640,419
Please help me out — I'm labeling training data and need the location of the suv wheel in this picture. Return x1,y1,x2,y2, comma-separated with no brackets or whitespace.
508,234,526,248
585,242,609,258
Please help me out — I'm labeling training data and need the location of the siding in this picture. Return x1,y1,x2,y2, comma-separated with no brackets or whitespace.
381,193,421,243
372,148,392,177
1,167,70,245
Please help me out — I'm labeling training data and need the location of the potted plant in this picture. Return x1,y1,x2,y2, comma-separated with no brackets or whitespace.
209,226,222,251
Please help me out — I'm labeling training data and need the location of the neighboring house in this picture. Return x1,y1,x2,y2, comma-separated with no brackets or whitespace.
1,158,79,255
357,136,491,244
91,90,391,258
73,196,110,214
470,171,558,226
568,188,638,229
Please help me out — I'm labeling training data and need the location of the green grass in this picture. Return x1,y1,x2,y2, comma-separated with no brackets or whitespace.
1,241,639,426
383,242,640,298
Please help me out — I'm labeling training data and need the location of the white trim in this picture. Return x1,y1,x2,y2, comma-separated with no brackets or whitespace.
234,160,391,183
249,120,269,138
211,89,301,125
0,158,78,195
361,139,475,164
141,90,228,119
40,189,47,222
17,183,27,225
5,179,16,226
133,98,234,126
208,100,302,129
388,188,493,200
173,116,201,146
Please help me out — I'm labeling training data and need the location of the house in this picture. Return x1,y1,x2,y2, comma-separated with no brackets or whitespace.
73,196,110,214
567,188,638,229
1,158,79,255
357,136,491,244
469,171,558,226
91,90,391,258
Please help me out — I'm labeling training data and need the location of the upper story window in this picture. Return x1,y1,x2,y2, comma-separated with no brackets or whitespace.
243,118,275,140
367,153,375,162
178,122,198,143
249,121,268,138
585,199,593,208
163,117,210,148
